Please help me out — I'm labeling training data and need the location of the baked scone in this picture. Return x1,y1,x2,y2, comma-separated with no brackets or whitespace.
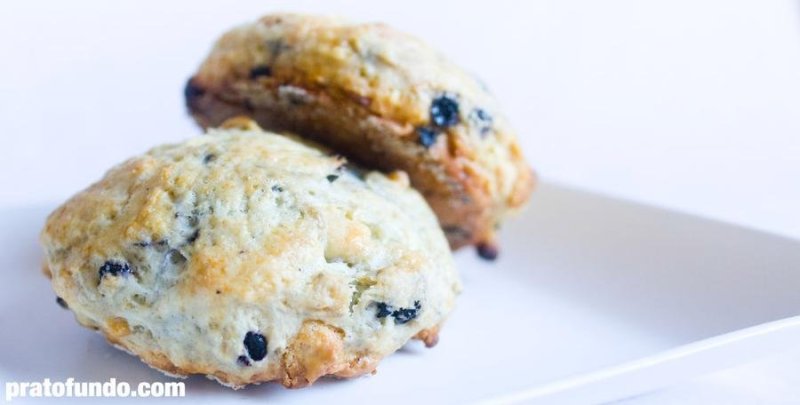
185,13,535,258
40,120,460,388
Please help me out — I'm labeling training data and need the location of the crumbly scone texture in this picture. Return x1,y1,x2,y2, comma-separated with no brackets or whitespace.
41,124,460,389
185,13,535,253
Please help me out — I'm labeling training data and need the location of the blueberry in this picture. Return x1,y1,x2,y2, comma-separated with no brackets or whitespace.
470,108,493,136
477,243,499,261
56,297,68,309
393,301,421,325
271,184,284,192
249,65,272,79
237,355,251,367
326,174,340,183
417,127,439,148
186,229,200,244
430,94,460,127
98,260,132,279
375,302,393,318
243,331,267,361
183,78,204,104
203,154,216,164
375,301,421,324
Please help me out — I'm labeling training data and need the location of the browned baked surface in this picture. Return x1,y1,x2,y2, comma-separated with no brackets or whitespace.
186,13,535,256
41,126,460,388
102,316,439,389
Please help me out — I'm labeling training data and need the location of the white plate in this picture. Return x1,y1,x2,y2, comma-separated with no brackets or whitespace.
2,184,799,404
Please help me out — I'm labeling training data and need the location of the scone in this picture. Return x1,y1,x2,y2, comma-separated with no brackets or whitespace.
40,120,460,388
185,13,535,258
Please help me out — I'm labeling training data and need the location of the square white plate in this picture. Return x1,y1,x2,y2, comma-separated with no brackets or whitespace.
2,184,799,404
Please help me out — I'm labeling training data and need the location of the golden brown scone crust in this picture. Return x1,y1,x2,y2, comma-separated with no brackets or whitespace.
185,13,535,254
41,122,460,388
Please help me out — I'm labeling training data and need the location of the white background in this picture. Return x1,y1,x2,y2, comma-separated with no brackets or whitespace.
1,0,799,403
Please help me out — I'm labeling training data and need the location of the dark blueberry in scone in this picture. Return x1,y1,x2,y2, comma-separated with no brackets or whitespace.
243,331,268,361
186,229,200,244
374,301,422,324
98,260,132,279
237,355,251,366
476,243,499,261
249,65,272,79
183,78,205,103
56,297,68,309
470,108,493,136
393,301,422,325
417,127,439,148
430,94,460,128
375,302,393,318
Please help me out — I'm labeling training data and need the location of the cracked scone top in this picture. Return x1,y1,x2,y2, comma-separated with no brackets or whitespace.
40,121,460,388
185,13,536,257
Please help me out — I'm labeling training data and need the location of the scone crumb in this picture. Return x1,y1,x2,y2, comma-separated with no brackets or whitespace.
107,317,131,338
387,170,410,187
218,116,263,131
414,326,440,348
281,321,346,388
41,263,52,279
